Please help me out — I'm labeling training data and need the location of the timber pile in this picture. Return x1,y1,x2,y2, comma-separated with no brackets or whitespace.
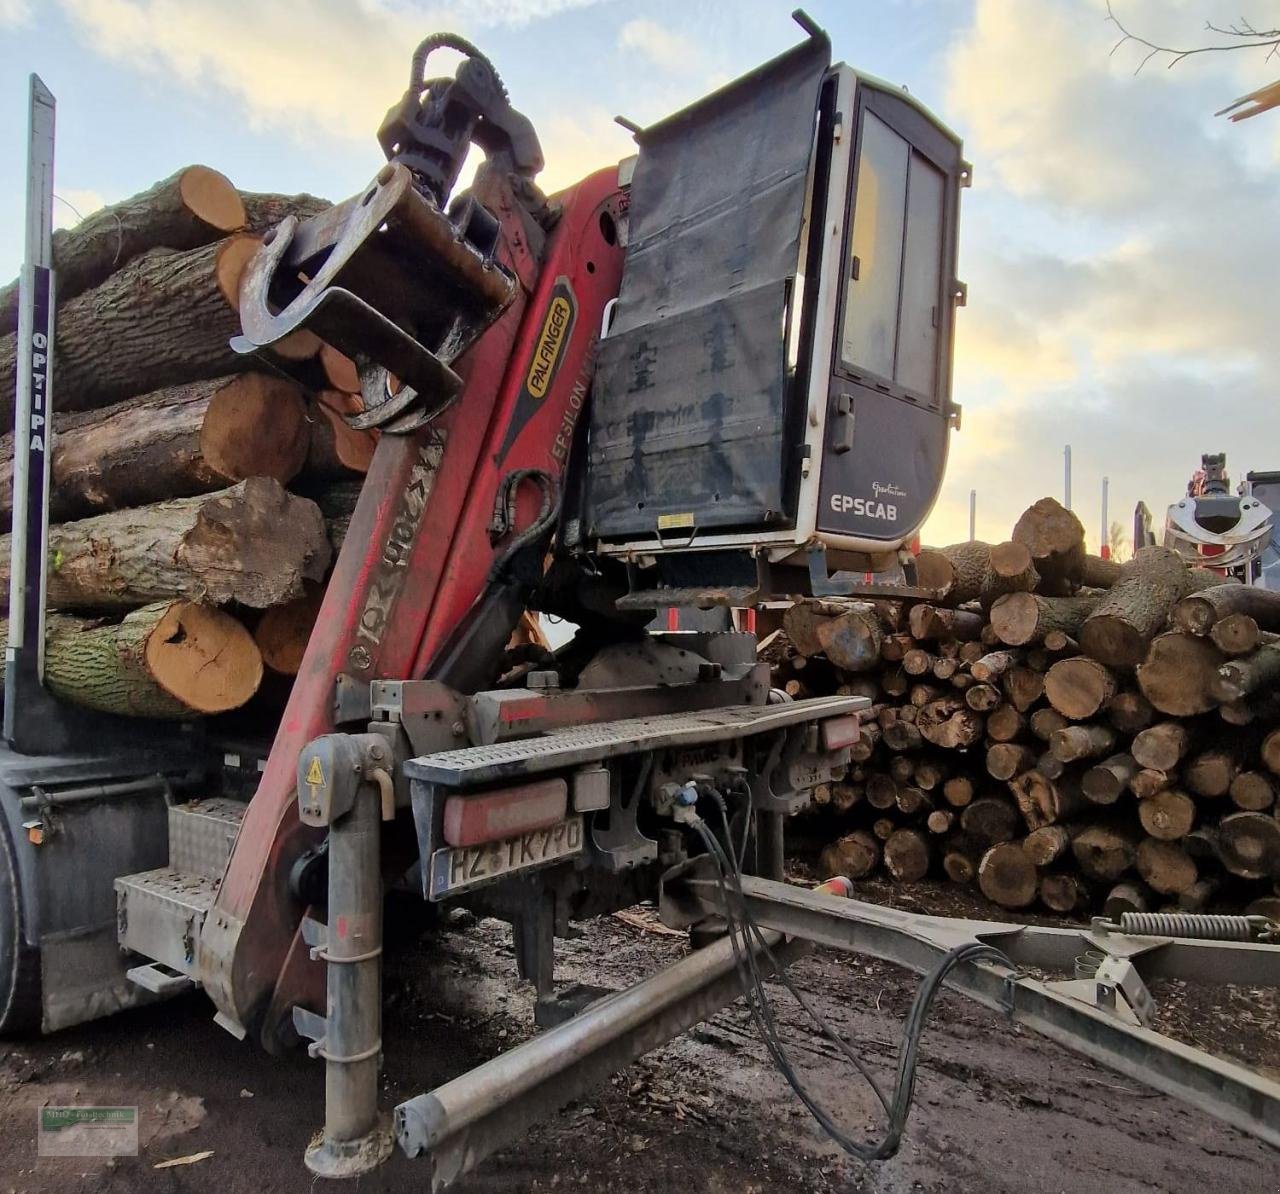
793,497,1280,921
0,166,377,719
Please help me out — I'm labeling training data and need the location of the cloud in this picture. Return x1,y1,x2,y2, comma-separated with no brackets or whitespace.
53,188,107,231
57,0,607,144
0,0,31,25
618,18,704,75
925,0,1280,550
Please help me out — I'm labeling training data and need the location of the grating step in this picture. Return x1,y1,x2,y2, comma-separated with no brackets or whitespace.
168,797,246,880
115,867,217,979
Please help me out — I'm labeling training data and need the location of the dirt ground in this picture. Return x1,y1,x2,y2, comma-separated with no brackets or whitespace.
1,877,1276,1193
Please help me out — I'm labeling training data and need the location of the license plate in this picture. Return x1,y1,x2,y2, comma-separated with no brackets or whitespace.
428,815,584,899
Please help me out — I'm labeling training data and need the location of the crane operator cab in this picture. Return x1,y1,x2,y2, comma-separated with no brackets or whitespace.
566,34,969,607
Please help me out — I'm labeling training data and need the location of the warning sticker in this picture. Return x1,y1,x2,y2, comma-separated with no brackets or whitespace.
305,756,325,787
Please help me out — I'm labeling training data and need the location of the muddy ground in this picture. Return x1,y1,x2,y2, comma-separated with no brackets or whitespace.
1,877,1276,1193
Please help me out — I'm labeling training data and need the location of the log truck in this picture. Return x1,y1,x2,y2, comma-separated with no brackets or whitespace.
2,13,1277,1184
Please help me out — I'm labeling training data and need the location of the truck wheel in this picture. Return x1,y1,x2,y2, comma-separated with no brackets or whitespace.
0,825,41,1033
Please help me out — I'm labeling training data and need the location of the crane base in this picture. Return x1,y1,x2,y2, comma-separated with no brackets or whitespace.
304,1117,394,1179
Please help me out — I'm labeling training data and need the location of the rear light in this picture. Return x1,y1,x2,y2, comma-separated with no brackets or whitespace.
820,714,860,751
443,779,568,847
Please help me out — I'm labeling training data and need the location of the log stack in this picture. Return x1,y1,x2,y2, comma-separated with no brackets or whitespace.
0,166,377,719
798,497,1280,920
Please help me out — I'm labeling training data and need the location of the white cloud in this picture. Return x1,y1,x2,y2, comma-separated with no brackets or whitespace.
618,18,704,75
0,0,31,26
52,188,107,231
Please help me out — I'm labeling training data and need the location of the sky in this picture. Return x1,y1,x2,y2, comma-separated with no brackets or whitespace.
1,0,1278,552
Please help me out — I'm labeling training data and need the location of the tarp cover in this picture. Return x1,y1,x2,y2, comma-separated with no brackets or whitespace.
584,34,831,539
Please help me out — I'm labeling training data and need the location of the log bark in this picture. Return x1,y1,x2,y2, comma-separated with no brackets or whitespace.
239,190,332,232
971,651,1016,683
1050,723,1116,764
1129,769,1172,800
1011,497,1085,590
942,836,982,883
907,604,983,642
1044,657,1116,719
816,605,883,673
0,166,245,334
989,592,1097,647
883,828,931,882
1079,547,1191,668
1136,632,1223,716
1,236,240,420
1131,721,1191,772
1137,789,1196,841
1212,642,1280,704
0,601,260,718
978,842,1037,908
1081,753,1136,805
1136,839,1197,895
0,374,308,527
1072,822,1139,883
1216,812,1280,879
819,830,880,880
1173,582,1280,636
1078,553,1123,589
0,477,330,611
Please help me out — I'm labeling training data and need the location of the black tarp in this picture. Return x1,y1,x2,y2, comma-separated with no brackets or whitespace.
584,34,831,539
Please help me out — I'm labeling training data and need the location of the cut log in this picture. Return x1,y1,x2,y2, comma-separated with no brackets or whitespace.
985,704,1025,743
1107,690,1154,735
318,343,361,393
1050,723,1116,764
942,836,982,883
238,190,332,232
1265,729,1280,777
902,648,937,676
932,657,959,681
1,236,281,420
816,605,883,674
1029,707,1069,742
1081,753,1137,805
1183,749,1241,798
941,775,975,808
1137,632,1224,716
883,828,931,882
1177,879,1220,913
1023,824,1070,867
1173,582,1280,635
1078,553,1123,589
783,601,831,658
889,755,915,784
964,683,1002,712
0,166,245,334
0,374,308,527
880,634,914,663
978,842,1037,908
0,477,330,611
1229,771,1275,812
1209,613,1264,657
1102,881,1150,919
1216,812,1280,879
1044,657,1116,719
971,651,1016,683
895,785,930,816
916,698,984,749
912,758,948,791
907,604,983,642
0,601,261,718
882,720,923,751
1129,769,1172,800
986,743,1035,782
988,592,1097,647
872,818,897,842
1079,547,1190,669
830,782,862,814
1137,789,1196,841
1043,630,1080,655
926,809,956,835
1011,497,1085,590
1136,839,1197,895
1035,751,1065,781
819,830,880,881
1009,770,1085,831
1212,642,1280,704
1072,822,1139,883
254,583,324,675
1131,722,1191,772
304,394,377,479
865,774,898,809
1002,666,1045,713
1039,872,1087,913
960,797,1019,846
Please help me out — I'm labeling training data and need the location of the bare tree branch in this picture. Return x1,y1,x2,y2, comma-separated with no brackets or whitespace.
1106,3,1280,73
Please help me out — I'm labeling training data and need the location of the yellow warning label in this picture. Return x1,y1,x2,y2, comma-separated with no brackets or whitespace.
657,512,695,530
305,756,326,787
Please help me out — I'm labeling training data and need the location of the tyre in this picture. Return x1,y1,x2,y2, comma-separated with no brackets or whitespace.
0,822,41,1033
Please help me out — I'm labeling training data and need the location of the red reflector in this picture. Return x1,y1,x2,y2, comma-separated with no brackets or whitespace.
443,779,569,847
1199,544,1225,557
821,714,860,752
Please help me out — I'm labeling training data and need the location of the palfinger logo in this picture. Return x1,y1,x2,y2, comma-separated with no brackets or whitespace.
525,288,575,400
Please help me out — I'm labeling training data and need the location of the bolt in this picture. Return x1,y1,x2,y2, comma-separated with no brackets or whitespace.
377,163,396,186
451,721,466,736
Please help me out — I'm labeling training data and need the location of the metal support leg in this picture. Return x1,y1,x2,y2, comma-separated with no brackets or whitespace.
305,781,394,1177
756,811,785,881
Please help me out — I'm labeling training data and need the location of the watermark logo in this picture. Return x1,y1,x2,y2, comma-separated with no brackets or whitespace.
38,1106,138,1157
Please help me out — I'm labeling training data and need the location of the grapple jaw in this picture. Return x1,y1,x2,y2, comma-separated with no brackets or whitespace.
232,162,516,433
